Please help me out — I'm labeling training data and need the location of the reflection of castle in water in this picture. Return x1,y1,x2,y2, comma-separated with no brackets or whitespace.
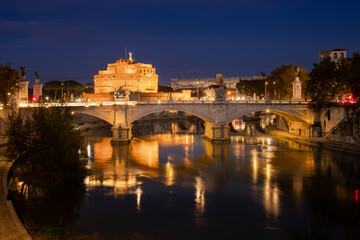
82,132,360,226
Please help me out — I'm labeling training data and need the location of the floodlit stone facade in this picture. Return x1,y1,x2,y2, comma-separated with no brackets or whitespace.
318,49,347,63
94,57,158,94
171,74,265,90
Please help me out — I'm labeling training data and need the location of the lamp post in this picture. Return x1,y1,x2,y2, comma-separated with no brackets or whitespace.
196,81,199,99
273,81,276,100
265,81,268,100
61,83,64,100
137,80,140,101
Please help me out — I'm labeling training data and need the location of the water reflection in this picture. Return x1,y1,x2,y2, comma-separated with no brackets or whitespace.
10,131,360,239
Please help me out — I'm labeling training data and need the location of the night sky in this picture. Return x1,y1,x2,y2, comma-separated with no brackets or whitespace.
1,0,359,85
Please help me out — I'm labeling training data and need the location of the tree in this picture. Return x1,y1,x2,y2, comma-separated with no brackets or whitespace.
305,58,344,109
43,81,63,99
266,64,309,100
236,80,265,98
63,80,85,99
341,53,360,101
6,107,87,187
0,63,20,106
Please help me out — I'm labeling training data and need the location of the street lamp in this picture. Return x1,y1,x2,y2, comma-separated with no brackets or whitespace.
137,80,140,101
273,82,276,100
196,81,200,99
265,82,268,99
61,83,64,100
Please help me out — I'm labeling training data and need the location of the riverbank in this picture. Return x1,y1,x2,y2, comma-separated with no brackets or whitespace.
267,126,360,154
0,147,32,240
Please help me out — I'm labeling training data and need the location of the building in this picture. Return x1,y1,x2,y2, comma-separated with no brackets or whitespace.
84,54,193,102
171,74,265,91
94,53,158,94
318,49,347,63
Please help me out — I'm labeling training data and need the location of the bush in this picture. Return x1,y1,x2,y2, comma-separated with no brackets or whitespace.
6,107,87,187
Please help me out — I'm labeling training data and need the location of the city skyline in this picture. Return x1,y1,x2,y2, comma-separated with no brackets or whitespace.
1,0,360,85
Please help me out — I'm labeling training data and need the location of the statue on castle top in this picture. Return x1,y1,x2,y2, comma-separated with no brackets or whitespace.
113,87,130,101
35,70,39,79
129,52,133,61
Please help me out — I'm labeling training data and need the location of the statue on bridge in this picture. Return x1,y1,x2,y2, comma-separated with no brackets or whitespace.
204,85,227,101
35,70,39,79
20,66,25,79
113,87,131,101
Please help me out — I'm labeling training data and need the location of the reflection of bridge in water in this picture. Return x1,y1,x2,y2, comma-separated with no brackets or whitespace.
14,100,321,143
83,133,357,221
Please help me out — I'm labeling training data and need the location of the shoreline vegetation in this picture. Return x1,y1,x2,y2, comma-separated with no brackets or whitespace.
4,107,98,239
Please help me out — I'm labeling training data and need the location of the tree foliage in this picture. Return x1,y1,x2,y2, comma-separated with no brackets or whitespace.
6,108,87,187
266,64,309,100
305,58,346,109
0,63,20,106
236,80,265,98
305,53,360,109
43,80,84,100
43,81,62,99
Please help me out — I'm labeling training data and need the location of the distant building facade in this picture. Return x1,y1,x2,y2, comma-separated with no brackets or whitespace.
318,49,347,63
171,74,265,91
94,54,158,94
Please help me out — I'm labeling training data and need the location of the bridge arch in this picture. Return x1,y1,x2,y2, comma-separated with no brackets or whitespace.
127,104,215,124
72,110,114,125
226,105,310,124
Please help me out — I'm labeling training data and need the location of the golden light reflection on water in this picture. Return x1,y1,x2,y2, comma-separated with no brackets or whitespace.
165,161,175,186
194,176,205,214
131,140,159,168
252,149,258,183
78,132,359,228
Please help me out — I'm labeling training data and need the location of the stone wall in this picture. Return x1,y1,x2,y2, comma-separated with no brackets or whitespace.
320,106,347,134
325,108,360,145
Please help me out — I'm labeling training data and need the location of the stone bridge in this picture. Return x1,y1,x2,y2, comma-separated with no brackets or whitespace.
64,100,319,143
0,100,321,143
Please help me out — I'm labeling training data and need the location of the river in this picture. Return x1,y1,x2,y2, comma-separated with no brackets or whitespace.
8,125,360,239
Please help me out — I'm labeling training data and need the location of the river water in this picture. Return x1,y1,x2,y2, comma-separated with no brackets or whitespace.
11,126,360,239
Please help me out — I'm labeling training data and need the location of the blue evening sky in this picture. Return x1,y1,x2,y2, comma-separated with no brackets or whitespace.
1,0,359,85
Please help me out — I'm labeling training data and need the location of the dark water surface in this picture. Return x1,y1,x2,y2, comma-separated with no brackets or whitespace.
13,128,360,239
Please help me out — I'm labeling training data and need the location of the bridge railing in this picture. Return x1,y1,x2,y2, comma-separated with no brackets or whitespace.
17,99,311,108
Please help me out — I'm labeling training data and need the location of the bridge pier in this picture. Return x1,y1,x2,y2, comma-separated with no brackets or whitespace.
204,122,230,143
111,124,132,144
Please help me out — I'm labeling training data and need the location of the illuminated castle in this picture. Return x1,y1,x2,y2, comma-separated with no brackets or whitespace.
94,53,158,93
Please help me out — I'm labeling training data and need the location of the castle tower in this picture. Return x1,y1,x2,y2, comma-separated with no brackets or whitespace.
94,54,158,94
33,78,42,102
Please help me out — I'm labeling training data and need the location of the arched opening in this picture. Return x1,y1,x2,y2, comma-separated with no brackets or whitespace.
228,108,309,137
131,110,205,137
71,112,112,131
